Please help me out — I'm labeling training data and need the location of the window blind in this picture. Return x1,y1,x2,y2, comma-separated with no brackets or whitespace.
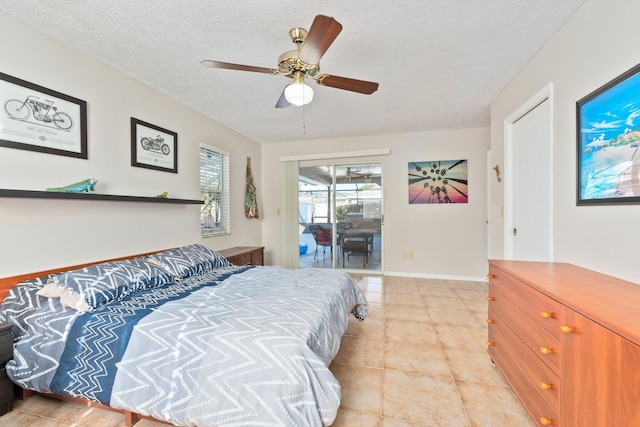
200,144,230,237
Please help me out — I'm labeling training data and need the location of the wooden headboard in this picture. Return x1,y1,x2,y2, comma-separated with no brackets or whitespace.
0,249,169,303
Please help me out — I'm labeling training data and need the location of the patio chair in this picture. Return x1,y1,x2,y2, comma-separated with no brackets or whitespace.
341,235,368,268
308,224,332,265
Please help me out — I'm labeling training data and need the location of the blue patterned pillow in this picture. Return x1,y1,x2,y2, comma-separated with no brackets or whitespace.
111,257,174,292
0,276,52,339
37,258,173,311
145,244,231,279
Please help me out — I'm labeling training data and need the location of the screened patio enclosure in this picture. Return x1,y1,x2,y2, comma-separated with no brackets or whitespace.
298,163,382,272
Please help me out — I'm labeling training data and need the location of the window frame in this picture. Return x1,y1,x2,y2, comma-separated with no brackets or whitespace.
200,143,230,237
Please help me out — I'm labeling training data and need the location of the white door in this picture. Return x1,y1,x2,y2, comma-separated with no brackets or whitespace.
508,97,553,261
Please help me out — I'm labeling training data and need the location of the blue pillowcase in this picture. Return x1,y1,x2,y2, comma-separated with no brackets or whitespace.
145,244,231,279
37,258,173,311
22,244,228,312
0,276,52,339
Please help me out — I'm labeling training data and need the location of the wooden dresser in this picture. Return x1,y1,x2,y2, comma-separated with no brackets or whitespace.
218,246,264,266
487,260,640,427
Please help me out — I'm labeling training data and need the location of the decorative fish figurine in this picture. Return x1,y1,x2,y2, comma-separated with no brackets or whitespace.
46,178,97,193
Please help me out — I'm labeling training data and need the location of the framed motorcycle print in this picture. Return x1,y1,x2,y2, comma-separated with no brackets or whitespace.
130,117,178,173
0,72,88,159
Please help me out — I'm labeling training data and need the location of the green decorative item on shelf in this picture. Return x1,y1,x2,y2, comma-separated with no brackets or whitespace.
155,192,168,198
46,178,97,193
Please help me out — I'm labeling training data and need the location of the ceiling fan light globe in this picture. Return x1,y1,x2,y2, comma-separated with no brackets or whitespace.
284,82,313,106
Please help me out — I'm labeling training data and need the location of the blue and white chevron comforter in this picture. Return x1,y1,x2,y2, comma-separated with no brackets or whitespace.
0,265,368,426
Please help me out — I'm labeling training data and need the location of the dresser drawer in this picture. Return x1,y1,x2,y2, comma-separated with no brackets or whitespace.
489,286,560,375
489,308,560,423
231,252,252,265
489,265,561,340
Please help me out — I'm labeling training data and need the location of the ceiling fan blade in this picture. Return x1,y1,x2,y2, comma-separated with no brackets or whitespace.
275,89,292,108
298,15,343,65
201,60,278,75
316,74,379,94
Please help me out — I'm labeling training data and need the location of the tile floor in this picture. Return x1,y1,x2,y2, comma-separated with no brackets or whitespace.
0,275,535,427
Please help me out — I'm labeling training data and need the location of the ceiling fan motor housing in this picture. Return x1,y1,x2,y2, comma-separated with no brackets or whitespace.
277,51,319,78
278,27,320,78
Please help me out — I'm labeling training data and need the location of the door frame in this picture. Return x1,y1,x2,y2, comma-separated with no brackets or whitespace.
280,149,389,269
297,159,385,273
503,82,554,260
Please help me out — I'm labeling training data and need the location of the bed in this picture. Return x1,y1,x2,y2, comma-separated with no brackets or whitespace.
0,244,368,426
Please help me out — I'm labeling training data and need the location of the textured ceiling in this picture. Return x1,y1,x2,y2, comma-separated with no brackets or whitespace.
0,1,584,144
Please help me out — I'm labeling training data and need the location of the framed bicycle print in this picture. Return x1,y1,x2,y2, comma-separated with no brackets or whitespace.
131,117,178,173
0,72,88,159
577,62,640,205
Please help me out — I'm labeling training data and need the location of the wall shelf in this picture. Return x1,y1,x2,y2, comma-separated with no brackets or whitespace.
0,189,203,204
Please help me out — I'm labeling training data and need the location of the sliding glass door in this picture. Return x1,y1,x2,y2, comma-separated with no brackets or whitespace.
298,162,382,272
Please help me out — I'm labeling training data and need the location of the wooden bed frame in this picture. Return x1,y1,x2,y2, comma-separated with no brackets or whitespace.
0,249,174,426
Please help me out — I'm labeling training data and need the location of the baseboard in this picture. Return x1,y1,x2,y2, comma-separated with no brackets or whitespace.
383,271,487,282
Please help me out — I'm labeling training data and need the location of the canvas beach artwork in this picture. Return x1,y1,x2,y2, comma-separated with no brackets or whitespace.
577,63,640,205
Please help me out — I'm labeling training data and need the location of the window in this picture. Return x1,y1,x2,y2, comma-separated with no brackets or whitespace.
200,144,230,237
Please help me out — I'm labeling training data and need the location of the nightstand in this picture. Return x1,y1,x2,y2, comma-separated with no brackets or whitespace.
218,246,264,266
0,323,13,416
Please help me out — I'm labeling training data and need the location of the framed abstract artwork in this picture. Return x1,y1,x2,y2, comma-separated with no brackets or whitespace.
0,72,88,158
408,159,468,204
577,62,640,205
131,117,178,173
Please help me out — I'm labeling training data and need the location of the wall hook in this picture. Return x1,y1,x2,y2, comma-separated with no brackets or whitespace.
493,165,502,183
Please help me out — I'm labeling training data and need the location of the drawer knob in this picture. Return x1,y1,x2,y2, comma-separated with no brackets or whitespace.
539,381,551,390
487,273,495,279
540,311,553,319
561,325,574,334
486,296,495,301
486,340,495,347
540,346,551,355
540,416,552,425
486,318,495,324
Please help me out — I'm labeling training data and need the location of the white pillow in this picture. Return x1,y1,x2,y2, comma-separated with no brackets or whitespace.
37,282,92,311
36,282,67,298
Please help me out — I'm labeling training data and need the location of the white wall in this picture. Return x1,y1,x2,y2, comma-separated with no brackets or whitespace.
0,13,262,276
489,0,640,283
261,128,490,280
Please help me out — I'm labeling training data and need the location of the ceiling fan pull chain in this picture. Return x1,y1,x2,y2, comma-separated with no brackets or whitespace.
302,103,307,135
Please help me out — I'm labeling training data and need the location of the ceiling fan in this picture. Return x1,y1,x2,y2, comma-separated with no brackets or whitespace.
344,166,363,181
201,15,379,108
